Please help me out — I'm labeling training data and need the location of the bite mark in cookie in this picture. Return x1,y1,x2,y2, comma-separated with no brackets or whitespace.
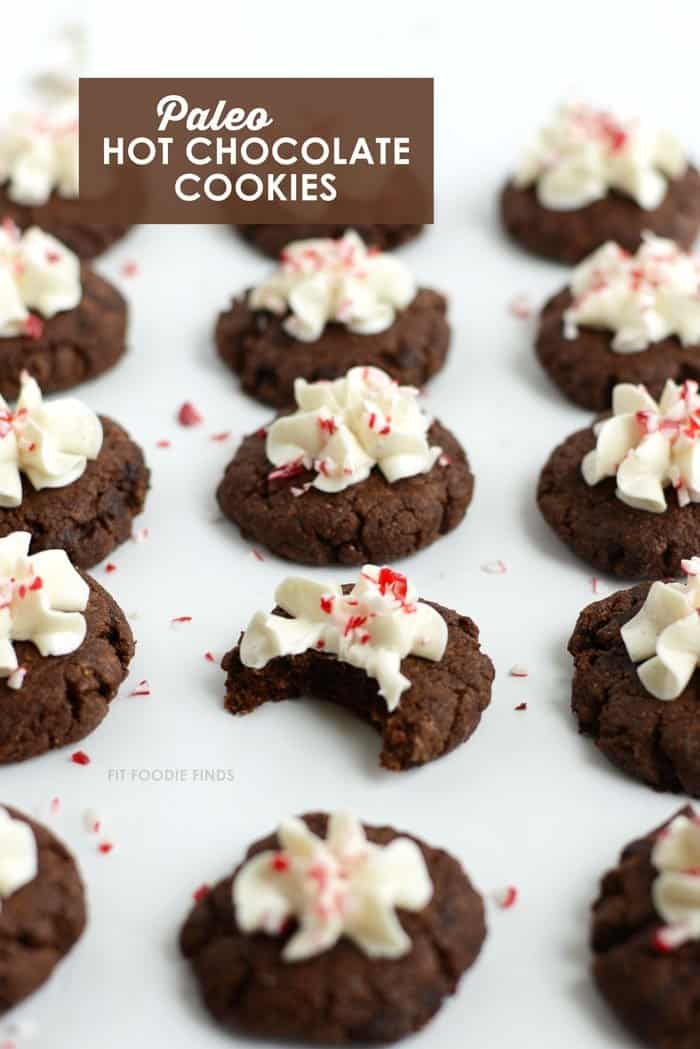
222,565,494,770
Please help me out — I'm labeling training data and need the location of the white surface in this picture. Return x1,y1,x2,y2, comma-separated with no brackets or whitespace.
3,1,700,1046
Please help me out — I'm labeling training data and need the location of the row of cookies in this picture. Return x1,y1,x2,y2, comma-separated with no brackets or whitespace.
1,98,700,1049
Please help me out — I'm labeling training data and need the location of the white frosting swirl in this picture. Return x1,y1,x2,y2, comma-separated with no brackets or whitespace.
514,102,687,211
621,557,700,699
582,380,700,513
248,230,416,342
0,107,78,206
564,235,700,352
0,372,102,508
234,811,433,962
266,366,441,493
0,531,88,686
0,807,37,899
0,223,81,338
240,564,448,712
651,813,700,948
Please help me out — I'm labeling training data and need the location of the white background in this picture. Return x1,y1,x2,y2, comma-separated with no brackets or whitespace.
4,1,700,1046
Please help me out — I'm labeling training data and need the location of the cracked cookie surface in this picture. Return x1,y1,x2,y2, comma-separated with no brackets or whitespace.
222,598,493,771
536,287,700,411
537,426,700,579
217,420,472,565
0,805,86,1012
215,288,449,409
180,812,485,1044
591,807,700,1049
0,573,134,763
0,416,149,570
500,165,700,265
0,267,127,399
234,224,424,259
570,585,700,794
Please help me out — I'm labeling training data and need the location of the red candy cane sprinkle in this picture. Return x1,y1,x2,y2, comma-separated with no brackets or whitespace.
105,563,117,573
120,260,139,278
98,841,114,855
271,853,290,873
156,439,171,449
171,615,192,624
71,750,91,766
251,549,264,562
210,431,231,442
23,315,44,340
193,883,211,903
177,402,203,427
204,651,215,663
494,886,519,909
514,702,528,712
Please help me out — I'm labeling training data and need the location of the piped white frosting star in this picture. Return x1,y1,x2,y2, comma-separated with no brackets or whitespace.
582,380,700,513
514,102,686,211
0,107,78,207
266,366,441,493
233,812,433,962
0,223,81,338
652,814,700,949
0,807,37,899
248,230,416,342
239,565,447,712
621,558,700,700
564,235,700,352
0,531,88,686
0,372,102,508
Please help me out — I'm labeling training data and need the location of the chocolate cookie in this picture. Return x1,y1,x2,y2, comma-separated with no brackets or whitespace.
0,572,134,763
591,807,700,1049
235,224,424,259
0,187,130,260
222,597,493,771
0,805,86,1011
538,425,700,579
569,584,700,793
215,289,449,409
0,267,127,399
536,287,700,410
0,417,149,569
180,812,486,1044
500,166,700,265
217,420,472,565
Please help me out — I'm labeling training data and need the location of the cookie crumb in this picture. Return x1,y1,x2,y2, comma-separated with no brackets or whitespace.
514,702,528,711
509,664,529,678
132,527,150,542
481,559,507,574
508,293,533,320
